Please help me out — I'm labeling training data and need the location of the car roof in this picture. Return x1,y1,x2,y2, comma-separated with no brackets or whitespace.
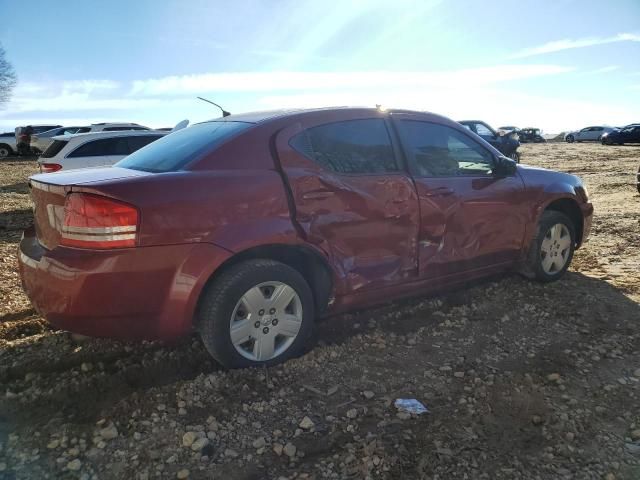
51,130,166,142
90,122,144,126
201,107,440,125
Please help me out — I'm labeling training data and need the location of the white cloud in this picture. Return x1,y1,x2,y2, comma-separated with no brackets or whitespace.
130,65,574,95
509,32,640,59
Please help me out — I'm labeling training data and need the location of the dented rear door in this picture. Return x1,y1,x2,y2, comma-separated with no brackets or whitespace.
275,114,420,296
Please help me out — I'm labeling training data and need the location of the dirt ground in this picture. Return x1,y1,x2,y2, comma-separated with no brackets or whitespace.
0,143,639,480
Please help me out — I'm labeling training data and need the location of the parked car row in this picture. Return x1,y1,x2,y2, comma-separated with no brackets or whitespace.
5,123,151,157
18,106,594,368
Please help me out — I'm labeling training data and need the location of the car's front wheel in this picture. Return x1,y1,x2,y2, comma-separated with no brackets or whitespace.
0,144,12,158
523,211,575,282
197,259,314,368
509,151,520,163
566,135,574,143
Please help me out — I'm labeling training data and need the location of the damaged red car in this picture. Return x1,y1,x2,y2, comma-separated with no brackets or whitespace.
19,108,593,368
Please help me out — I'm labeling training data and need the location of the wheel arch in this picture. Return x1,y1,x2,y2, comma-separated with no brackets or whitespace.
196,243,335,320
543,197,584,247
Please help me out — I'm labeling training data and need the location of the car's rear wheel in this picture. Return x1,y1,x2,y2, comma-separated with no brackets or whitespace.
509,151,520,163
523,211,575,282
0,144,12,158
197,259,314,368
566,135,574,143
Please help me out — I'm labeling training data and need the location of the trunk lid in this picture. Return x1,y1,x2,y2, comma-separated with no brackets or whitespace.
29,167,151,250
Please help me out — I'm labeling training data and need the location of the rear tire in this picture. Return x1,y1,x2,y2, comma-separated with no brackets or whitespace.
196,259,315,369
522,211,575,283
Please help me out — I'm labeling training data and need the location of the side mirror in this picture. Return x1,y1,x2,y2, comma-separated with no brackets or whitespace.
493,155,517,176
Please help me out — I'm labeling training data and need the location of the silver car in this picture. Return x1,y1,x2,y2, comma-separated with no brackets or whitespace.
565,126,614,143
30,126,91,153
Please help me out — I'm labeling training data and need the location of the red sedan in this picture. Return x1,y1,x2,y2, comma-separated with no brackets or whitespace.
19,108,593,368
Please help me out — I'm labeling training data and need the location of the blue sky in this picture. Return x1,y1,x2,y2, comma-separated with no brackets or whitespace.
0,0,639,132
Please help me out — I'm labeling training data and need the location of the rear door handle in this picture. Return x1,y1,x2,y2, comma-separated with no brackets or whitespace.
302,191,335,200
422,187,454,197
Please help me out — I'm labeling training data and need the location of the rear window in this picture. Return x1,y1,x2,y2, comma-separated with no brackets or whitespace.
127,135,163,152
116,121,253,173
68,137,129,157
41,140,68,158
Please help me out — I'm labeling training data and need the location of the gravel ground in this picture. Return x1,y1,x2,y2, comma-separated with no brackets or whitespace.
0,144,639,480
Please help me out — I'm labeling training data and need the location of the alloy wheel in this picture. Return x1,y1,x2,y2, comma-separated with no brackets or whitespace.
540,223,571,274
229,281,303,362
0,147,9,158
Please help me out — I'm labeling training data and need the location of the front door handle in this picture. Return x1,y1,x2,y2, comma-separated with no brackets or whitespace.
422,187,454,197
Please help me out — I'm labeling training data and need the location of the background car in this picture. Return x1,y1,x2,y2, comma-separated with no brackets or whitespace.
0,132,17,158
498,126,520,134
30,126,91,153
601,124,640,145
15,124,62,155
459,120,520,162
518,128,546,143
38,130,166,172
564,126,614,143
85,122,150,132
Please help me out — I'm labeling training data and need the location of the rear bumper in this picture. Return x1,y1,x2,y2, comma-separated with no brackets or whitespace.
18,227,232,340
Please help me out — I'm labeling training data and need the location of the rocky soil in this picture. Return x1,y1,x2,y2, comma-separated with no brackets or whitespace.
0,143,639,479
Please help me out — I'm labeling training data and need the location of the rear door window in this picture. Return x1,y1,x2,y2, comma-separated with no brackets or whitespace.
289,119,398,174
126,135,162,153
68,138,129,157
116,121,253,172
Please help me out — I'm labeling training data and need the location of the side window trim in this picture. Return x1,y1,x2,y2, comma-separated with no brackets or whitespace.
392,117,497,179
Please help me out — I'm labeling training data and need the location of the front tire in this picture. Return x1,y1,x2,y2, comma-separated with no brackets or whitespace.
196,259,315,369
509,151,520,163
0,144,12,158
566,135,574,143
523,211,575,282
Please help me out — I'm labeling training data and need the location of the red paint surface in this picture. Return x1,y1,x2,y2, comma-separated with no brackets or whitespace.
18,108,594,340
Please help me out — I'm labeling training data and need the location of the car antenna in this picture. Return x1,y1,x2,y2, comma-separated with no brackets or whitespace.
197,97,231,117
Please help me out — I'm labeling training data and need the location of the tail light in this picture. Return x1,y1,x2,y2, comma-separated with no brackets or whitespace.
60,193,139,249
40,163,62,173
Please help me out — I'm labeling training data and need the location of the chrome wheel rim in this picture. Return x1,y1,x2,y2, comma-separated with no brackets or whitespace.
540,223,571,274
230,281,302,362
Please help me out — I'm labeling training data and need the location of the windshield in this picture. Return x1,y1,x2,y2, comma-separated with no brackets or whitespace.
115,121,253,173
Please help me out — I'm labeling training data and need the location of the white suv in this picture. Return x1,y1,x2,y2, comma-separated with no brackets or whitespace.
38,130,166,172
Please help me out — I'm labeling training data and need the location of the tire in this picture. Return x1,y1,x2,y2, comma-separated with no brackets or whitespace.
196,259,315,369
0,144,12,158
509,151,520,163
597,135,603,142
566,135,574,143
523,211,575,282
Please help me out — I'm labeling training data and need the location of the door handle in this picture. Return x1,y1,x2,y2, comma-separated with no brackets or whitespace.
302,191,335,200
422,187,454,197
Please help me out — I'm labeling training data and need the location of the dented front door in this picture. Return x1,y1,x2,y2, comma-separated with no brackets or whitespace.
275,114,420,296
